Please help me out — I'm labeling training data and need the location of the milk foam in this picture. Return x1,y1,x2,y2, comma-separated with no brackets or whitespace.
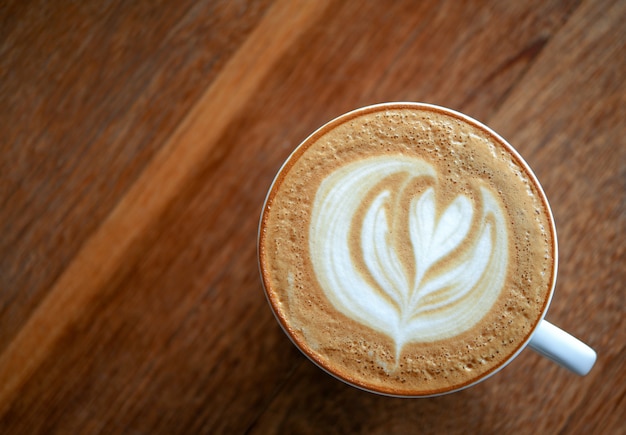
309,155,508,357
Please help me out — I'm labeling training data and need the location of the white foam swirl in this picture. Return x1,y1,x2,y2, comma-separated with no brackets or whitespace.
309,156,508,356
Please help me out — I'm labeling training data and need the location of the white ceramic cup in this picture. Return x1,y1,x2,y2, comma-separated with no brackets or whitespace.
259,103,596,397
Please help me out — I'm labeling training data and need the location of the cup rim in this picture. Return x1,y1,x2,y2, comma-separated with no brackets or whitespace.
257,102,558,397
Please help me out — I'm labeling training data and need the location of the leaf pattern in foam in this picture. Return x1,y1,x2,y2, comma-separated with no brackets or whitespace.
408,188,475,307
362,191,410,308
409,188,473,289
308,156,507,355
409,221,493,316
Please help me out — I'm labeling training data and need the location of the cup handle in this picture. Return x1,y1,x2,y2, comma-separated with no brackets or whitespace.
528,320,596,376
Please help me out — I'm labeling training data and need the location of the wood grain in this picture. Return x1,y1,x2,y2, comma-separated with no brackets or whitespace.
0,0,623,433
0,0,274,352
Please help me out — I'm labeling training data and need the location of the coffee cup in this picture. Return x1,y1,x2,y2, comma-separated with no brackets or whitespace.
258,103,596,397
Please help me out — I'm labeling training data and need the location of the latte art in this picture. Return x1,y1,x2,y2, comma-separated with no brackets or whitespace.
310,156,508,356
259,104,556,396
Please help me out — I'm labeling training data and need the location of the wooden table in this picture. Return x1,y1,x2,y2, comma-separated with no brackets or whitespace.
1,1,624,433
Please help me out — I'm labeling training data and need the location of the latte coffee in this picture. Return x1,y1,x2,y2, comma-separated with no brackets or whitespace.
258,103,556,396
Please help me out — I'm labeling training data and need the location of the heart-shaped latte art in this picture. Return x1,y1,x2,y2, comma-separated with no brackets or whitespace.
309,156,508,358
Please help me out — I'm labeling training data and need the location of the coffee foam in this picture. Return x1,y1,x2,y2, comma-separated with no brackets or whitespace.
309,156,508,357
259,104,555,396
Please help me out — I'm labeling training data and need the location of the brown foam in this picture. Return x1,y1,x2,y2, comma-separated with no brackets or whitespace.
258,103,556,396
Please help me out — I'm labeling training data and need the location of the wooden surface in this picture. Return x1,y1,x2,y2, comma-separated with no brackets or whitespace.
0,0,624,433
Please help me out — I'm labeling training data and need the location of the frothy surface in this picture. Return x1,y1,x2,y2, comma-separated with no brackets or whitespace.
259,104,555,396
310,156,508,356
